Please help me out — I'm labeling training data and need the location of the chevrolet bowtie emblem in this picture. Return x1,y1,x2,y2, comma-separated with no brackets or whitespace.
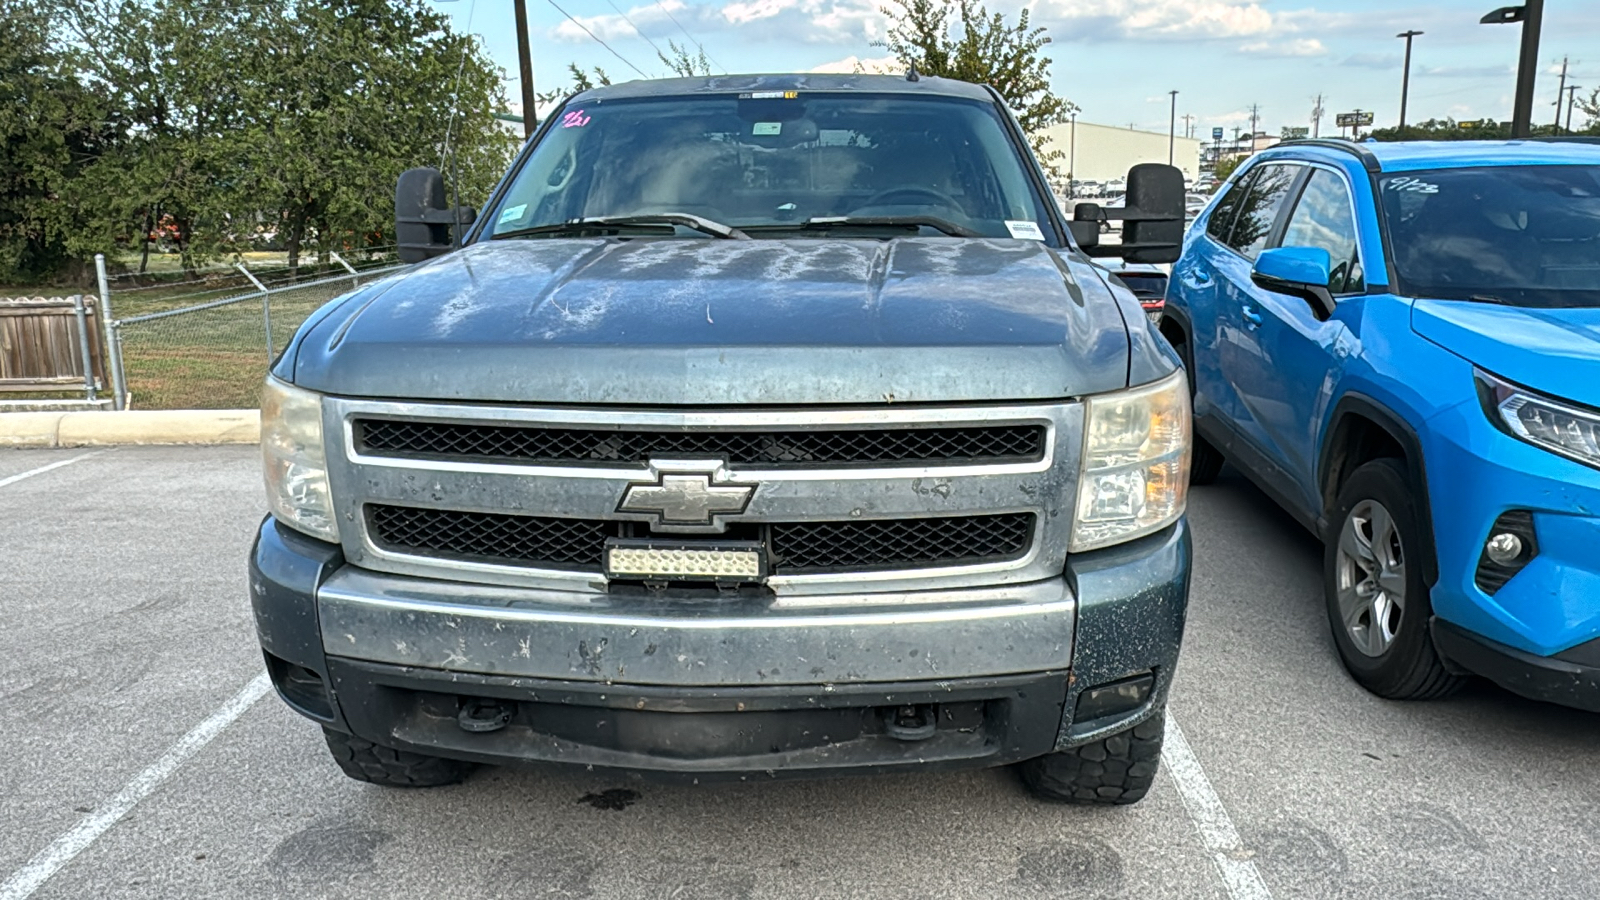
617,460,755,532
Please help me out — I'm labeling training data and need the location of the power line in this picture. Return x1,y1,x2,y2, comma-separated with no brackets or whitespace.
604,0,666,63
653,0,727,74
547,0,650,79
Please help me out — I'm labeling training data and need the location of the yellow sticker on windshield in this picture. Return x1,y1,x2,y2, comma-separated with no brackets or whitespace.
753,122,782,136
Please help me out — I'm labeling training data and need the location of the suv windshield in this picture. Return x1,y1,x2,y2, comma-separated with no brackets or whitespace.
486,93,1054,242
1379,164,1600,308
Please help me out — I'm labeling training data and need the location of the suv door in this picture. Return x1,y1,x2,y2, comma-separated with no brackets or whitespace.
1174,168,1255,424
1229,166,1367,517
1209,162,1304,457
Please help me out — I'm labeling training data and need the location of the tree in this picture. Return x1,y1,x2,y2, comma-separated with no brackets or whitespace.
1212,155,1244,183
658,40,710,78
536,62,612,111
878,0,1076,173
0,2,118,284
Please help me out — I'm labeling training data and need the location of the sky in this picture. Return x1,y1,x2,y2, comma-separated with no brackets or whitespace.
427,0,1600,138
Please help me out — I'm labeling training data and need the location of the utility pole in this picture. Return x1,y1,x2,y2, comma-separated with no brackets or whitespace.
1553,56,1569,128
1068,111,1077,199
1566,85,1583,132
1168,90,1179,164
1311,94,1324,138
514,0,538,138
1397,30,1423,132
1182,113,1196,139
1481,0,1544,137
1248,104,1260,144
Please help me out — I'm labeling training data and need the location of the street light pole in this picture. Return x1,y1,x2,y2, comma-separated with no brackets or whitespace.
1396,30,1423,132
1481,0,1544,138
514,0,538,138
1168,90,1179,165
1068,112,1077,199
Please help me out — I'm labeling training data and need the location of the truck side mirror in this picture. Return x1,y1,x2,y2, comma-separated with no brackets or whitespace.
1079,164,1185,264
395,167,477,264
1067,202,1101,249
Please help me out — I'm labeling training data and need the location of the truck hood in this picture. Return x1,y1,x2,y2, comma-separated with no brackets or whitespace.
1411,300,1600,408
293,238,1132,405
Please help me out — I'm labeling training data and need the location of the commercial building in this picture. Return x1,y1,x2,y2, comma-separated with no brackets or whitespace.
1034,120,1203,187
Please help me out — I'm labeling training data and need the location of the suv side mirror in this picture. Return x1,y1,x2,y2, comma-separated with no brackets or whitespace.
1079,164,1185,264
1251,247,1336,320
395,167,477,264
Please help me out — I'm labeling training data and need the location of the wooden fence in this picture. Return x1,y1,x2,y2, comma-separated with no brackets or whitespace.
0,296,108,393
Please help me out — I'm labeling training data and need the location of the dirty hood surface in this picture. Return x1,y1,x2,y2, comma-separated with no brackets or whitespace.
293,237,1130,405
1412,299,1600,408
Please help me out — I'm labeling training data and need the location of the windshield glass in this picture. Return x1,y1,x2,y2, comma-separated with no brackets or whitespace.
1379,164,1600,308
485,93,1054,242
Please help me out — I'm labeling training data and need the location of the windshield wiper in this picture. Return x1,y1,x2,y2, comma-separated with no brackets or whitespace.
494,213,749,240
747,216,982,238
1468,294,1507,305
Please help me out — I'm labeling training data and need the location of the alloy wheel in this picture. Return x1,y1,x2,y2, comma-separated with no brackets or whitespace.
1335,499,1407,658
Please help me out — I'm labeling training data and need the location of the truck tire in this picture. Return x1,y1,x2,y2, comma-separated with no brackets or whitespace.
1016,711,1164,805
322,729,475,788
1324,459,1466,700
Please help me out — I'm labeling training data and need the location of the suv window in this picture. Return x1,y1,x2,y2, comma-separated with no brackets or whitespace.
1205,170,1253,244
1279,168,1364,294
1228,163,1301,259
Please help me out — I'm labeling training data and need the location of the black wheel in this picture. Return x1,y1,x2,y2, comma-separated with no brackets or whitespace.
1016,710,1164,805
322,728,475,788
1324,459,1466,700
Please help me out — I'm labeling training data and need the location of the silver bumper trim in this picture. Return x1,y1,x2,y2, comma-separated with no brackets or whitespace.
317,568,1075,687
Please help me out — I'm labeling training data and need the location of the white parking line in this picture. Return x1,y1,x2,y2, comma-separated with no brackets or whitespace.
0,452,105,490
0,673,271,900
1163,714,1275,900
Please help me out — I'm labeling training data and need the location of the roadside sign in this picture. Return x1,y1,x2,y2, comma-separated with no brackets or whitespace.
1281,126,1309,139
1212,127,1224,140
1335,111,1374,127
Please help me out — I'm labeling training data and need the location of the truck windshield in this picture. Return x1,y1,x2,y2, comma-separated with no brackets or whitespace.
1379,165,1600,308
486,93,1055,242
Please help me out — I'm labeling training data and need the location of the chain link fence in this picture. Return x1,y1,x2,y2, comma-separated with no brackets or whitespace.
103,252,406,410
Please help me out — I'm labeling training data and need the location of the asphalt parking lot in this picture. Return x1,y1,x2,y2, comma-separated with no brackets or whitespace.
3,445,1598,900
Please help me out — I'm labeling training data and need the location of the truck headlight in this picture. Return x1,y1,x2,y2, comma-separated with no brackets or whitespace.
262,376,339,542
1477,369,1600,470
1071,370,1191,552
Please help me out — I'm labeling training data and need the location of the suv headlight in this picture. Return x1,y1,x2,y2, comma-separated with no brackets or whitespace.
1071,370,1191,552
1477,369,1600,470
262,376,339,542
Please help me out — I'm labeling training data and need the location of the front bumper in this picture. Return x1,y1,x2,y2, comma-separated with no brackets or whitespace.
1423,405,1600,661
1432,619,1600,713
250,516,1190,779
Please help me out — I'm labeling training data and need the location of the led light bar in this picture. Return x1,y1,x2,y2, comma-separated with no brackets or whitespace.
604,540,766,581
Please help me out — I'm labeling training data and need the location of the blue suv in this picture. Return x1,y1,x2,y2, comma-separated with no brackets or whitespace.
1162,139,1600,710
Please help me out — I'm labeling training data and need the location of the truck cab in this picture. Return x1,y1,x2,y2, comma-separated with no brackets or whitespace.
251,73,1192,804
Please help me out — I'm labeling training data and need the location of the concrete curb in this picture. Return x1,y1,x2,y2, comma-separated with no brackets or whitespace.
1,410,261,448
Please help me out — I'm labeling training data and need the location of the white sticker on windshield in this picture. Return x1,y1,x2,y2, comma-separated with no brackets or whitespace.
1005,220,1045,241
498,203,528,224
753,122,782,136
1385,176,1439,194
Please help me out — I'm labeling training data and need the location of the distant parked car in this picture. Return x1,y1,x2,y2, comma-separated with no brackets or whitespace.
1162,139,1600,711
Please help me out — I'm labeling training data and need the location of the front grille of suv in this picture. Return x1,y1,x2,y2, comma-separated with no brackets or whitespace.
367,504,1034,575
354,418,1045,468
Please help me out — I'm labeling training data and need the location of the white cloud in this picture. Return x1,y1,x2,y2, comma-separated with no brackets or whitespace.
1034,0,1275,41
554,0,882,47
1240,37,1327,57
809,54,900,74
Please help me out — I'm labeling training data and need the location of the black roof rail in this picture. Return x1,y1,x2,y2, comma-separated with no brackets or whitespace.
1276,138,1383,173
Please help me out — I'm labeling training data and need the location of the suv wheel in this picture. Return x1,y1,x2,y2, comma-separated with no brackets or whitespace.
1016,710,1164,805
322,729,476,787
1324,459,1466,700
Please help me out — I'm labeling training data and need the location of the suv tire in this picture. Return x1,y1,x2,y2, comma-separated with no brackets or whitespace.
1016,710,1164,805
322,729,475,787
1324,459,1466,700
1168,333,1224,485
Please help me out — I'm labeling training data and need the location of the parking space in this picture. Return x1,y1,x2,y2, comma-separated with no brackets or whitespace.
3,446,1598,899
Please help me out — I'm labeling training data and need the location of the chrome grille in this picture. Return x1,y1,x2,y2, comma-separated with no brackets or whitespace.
367,504,1033,575
354,418,1045,467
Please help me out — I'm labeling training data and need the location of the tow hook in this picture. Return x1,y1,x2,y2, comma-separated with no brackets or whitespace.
883,704,938,741
457,699,513,733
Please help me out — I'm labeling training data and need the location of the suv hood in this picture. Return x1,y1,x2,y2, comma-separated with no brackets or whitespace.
1411,300,1600,408
293,238,1132,405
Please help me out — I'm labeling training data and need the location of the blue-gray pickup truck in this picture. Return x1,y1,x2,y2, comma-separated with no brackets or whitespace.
250,73,1193,804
